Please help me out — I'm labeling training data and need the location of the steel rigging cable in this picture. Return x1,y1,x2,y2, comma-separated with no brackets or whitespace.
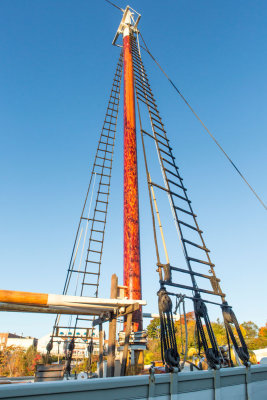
138,32,266,211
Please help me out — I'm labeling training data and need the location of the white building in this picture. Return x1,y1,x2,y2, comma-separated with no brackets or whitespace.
7,337,37,350
37,329,100,358
0,332,37,351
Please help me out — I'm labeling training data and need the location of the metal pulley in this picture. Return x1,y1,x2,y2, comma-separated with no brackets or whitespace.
222,302,250,366
158,287,180,370
87,338,94,355
46,339,53,354
68,337,75,353
158,288,172,313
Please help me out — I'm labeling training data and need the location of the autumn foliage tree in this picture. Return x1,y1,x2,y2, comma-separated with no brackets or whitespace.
259,323,267,338
0,345,41,377
145,314,267,365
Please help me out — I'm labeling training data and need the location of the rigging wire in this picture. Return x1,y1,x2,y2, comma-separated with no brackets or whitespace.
139,32,266,211
104,0,124,12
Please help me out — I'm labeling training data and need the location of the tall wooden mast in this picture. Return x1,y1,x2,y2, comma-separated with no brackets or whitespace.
122,9,142,332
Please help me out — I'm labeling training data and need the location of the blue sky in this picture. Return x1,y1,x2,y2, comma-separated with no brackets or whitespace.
0,0,266,338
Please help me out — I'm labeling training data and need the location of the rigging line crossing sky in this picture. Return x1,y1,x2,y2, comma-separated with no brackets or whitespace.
103,0,266,210
138,32,267,211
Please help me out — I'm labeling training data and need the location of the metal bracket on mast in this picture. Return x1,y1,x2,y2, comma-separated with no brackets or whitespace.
112,5,141,47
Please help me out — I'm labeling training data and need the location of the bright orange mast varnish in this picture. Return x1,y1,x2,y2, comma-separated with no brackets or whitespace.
123,33,142,332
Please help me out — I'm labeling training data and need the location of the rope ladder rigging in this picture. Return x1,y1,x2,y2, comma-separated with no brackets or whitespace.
48,22,250,373
47,51,123,364
130,32,249,370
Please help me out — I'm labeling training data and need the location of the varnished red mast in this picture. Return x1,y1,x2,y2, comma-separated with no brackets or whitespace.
123,14,142,332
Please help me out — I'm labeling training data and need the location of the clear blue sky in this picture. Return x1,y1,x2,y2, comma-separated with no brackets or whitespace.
0,0,266,338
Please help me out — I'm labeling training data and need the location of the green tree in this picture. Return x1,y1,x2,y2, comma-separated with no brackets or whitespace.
211,319,227,346
147,318,160,339
241,321,259,339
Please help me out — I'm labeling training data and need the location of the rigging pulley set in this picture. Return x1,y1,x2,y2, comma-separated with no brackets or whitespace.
48,5,252,373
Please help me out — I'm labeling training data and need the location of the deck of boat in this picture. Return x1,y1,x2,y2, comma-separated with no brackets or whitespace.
0,365,266,399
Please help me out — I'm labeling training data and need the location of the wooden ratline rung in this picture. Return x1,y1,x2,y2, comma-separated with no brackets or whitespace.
175,206,196,218
95,164,112,170
70,270,99,276
168,179,185,190
135,87,155,103
85,260,101,264
150,115,164,125
91,228,105,234
152,122,167,134
183,238,210,252
137,96,159,113
132,58,147,72
149,108,163,121
136,91,157,108
96,199,108,204
134,76,151,91
94,209,106,214
88,249,102,254
107,106,118,113
133,64,148,80
171,191,190,203
142,129,169,149
170,265,212,280
142,128,168,144
187,257,215,267
96,156,112,162
104,128,116,133
162,157,179,169
98,190,109,195
82,282,99,287
104,120,116,126
152,129,168,143
164,281,224,297
100,134,115,141
166,292,223,307
134,77,152,91
99,140,114,146
96,172,111,178
158,146,175,159
178,220,201,231
98,148,113,154
165,168,182,179
150,180,189,203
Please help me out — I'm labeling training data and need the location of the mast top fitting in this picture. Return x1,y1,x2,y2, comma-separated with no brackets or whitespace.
112,5,141,46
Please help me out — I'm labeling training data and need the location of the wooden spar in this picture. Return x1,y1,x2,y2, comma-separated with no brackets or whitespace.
0,303,116,315
99,323,104,378
0,289,48,305
120,309,133,376
0,289,146,317
107,274,118,378
123,7,142,333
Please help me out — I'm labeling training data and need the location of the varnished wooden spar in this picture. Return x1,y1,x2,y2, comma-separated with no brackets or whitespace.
0,289,146,316
0,289,48,305
123,6,142,334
